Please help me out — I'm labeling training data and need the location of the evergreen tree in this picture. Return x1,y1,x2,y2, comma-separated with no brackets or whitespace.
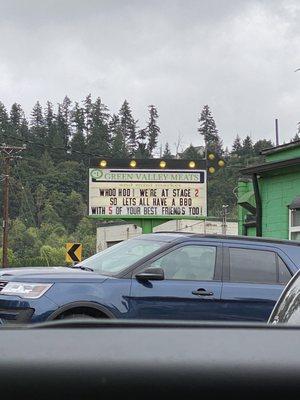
253,139,273,155
70,102,86,161
7,103,26,146
135,129,149,158
198,105,223,155
118,100,137,155
63,191,86,232
163,142,173,159
231,135,242,155
19,116,30,142
84,94,93,138
44,101,56,147
10,104,24,134
70,131,86,162
35,184,48,228
241,135,254,156
146,105,160,157
110,115,128,158
0,102,10,143
30,101,46,140
29,101,47,158
86,97,111,157
49,105,66,162
56,97,72,152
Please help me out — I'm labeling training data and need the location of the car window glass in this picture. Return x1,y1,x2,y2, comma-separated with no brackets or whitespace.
278,257,292,285
81,239,165,275
151,245,216,281
275,282,300,324
229,248,277,284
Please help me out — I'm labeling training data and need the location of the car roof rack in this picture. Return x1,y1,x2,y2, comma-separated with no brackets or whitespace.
153,232,300,247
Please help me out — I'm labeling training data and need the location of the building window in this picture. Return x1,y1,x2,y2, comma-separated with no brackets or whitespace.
289,209,300,240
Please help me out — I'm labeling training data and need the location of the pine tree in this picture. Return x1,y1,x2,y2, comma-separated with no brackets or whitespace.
70,102,86,162
10,104,24,133
30,101,46,140
146,105,160,157
241,135,254,156
56,97,72,150
44,101,56,147
50,104,68,161
231,135,242,155
163,142,173,159
70,131,87,162
118,100,137,155
30,102,47,158
19,117,30,141
291,133,300,142
9,103,26,145
198,105,223,155
135,129,149,158
0,102,9,143
253,139,273,155
110,115,128,158
86,97,111,157
84,94,93,138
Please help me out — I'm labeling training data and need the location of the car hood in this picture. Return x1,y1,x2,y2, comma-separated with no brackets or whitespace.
0,267,109,283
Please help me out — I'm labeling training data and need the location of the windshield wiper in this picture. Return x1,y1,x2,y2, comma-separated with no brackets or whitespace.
69,265,94,272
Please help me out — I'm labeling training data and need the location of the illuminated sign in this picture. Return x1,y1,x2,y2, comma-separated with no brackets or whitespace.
89,168,207,218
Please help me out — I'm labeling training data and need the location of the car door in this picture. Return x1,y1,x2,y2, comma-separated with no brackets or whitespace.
129,241,223,321
221,244,293,322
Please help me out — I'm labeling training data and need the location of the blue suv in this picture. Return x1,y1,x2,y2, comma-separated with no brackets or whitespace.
0,233,299,324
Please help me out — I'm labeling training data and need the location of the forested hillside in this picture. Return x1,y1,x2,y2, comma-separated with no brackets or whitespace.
0,95,288,266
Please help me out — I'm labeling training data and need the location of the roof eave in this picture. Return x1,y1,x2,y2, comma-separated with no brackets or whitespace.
240,157,300,175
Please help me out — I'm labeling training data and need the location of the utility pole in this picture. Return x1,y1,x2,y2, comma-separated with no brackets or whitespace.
1,144,26,268
221,205,229,235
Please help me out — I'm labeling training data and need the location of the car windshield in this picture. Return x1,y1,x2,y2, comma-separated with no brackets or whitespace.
79,239,166,276
2,0,300,335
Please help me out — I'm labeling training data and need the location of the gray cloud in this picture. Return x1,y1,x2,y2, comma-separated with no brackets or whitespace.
1,0,300,152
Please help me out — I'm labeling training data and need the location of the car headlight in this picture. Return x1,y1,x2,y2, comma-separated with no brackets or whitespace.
1,282,53,299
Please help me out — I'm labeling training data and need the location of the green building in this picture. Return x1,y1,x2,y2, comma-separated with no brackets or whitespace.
238,141,300,240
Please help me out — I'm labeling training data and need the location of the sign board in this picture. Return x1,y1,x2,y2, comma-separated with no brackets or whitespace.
89,168,207,219
66,243,82,263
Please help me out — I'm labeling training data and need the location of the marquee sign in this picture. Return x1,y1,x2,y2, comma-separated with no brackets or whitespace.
89,168,207,219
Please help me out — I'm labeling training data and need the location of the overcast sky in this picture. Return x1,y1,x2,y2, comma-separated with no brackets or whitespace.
1,0,300,152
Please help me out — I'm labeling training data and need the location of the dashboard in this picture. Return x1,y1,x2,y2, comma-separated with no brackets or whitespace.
0,320,299,398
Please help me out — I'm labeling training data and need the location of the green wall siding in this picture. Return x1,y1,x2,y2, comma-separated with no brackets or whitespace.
260,171,300,239
238,143,300,239
246,226,257,236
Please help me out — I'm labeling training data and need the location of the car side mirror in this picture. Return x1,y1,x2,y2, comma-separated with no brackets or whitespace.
135,267,165,281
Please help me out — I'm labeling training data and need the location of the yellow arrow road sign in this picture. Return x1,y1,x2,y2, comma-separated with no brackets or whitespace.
66,243,82,263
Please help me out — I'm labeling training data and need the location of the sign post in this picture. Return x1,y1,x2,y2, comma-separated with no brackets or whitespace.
88,159,209,233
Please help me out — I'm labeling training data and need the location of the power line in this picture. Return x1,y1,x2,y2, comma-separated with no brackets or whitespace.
175,220,205,232
1,132,105,159
8,178,33,227
14,162,37,227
